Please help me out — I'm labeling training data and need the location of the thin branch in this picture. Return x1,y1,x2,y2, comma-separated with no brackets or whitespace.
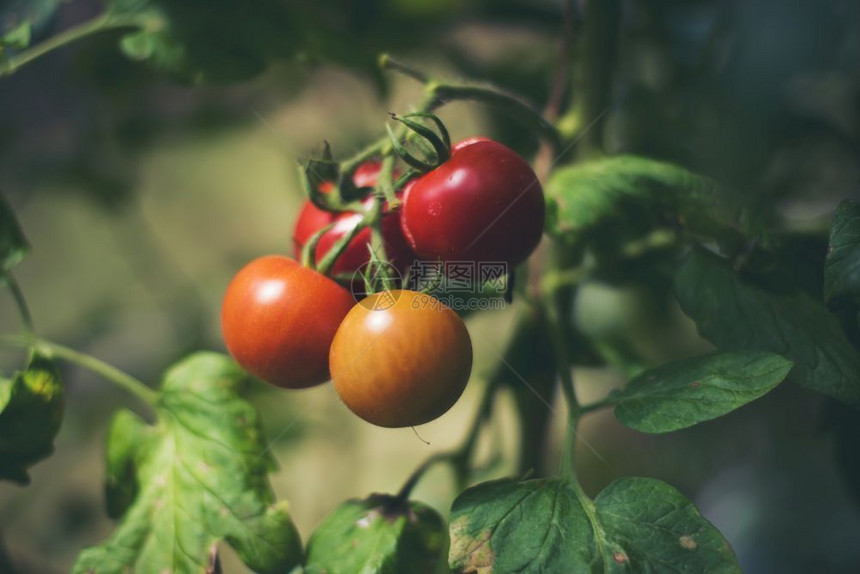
0,13,149,77
0,335,158,407
5,274,33,333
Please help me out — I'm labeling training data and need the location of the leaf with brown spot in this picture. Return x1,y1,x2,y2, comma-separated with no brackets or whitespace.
449,478,597,573
448,477,740,573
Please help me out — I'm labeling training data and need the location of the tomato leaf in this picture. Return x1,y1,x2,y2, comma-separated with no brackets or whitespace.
0,354,64,485
593,478,739,571
0,193,29,276
105,0,301,83
675,248,860,409
305,494,447,574
103,409,151,519
73,352,302,574
449,478,595,572
613,351,793,433
825,201,860,320
544,156,741,250
448,476,739,573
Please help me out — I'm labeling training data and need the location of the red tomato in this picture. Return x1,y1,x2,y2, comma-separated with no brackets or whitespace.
400,138,545,269
292,162,415,279
329,290,473,427
221,256,355,389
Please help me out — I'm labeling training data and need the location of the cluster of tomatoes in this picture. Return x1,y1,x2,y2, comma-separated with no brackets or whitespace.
221,137,545,427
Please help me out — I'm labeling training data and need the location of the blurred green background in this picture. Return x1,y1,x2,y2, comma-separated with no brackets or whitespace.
1,0,860,572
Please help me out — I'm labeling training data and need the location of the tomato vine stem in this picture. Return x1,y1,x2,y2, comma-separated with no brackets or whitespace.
379,53,562,146
5,273,34,334
0,334,158,407
579,395,617,415
394,377,500,502
543,296,580,481
558,0,621,154
428,83,561,147
0,13,153,78
314,219,370,275
535,0,577,180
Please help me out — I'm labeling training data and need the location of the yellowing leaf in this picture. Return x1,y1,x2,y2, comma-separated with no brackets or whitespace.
74,352,302,574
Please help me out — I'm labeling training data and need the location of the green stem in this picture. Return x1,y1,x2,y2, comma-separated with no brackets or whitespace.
394,452,451,502
0,13,149,77
558,0,621,154
572,0,621,156
545,300,580,481
378,53,429,84
539,262,593,294
579,394,617,415
535,0,577,179
340,140,388,176
395,378,500,501
344,59,562,189
6,274,33,333
315,217,370,275
0,335,158,407
428,83,561,146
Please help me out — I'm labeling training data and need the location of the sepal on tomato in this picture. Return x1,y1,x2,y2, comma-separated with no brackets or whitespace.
386,112,452,173
299,156,342,212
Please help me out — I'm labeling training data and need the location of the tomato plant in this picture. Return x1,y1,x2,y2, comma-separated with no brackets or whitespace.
221,255,354,389
2,1,860,573
293,162,415,279
330,290,473,428
401,138,545,269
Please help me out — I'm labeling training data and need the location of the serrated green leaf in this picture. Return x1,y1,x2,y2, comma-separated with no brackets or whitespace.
825,201,860,309
593,478,738,572
305,494,446,574
449,478,595,572
614,351,793,433
675,248,860,409
0,354,63,485
105,0,301,83
73,352,302,574
0,193,29,276
448,476,739,573
104,409,152,519
544,156,740,250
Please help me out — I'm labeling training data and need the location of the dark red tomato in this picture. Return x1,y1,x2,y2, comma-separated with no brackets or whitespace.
400,138,545,269
221,255,355,389
329,290,472,427
291,162,383,251
292,162,415,279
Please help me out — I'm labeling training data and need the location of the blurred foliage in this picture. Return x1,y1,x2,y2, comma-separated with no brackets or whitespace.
0,0,859,572
0,355,63,484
